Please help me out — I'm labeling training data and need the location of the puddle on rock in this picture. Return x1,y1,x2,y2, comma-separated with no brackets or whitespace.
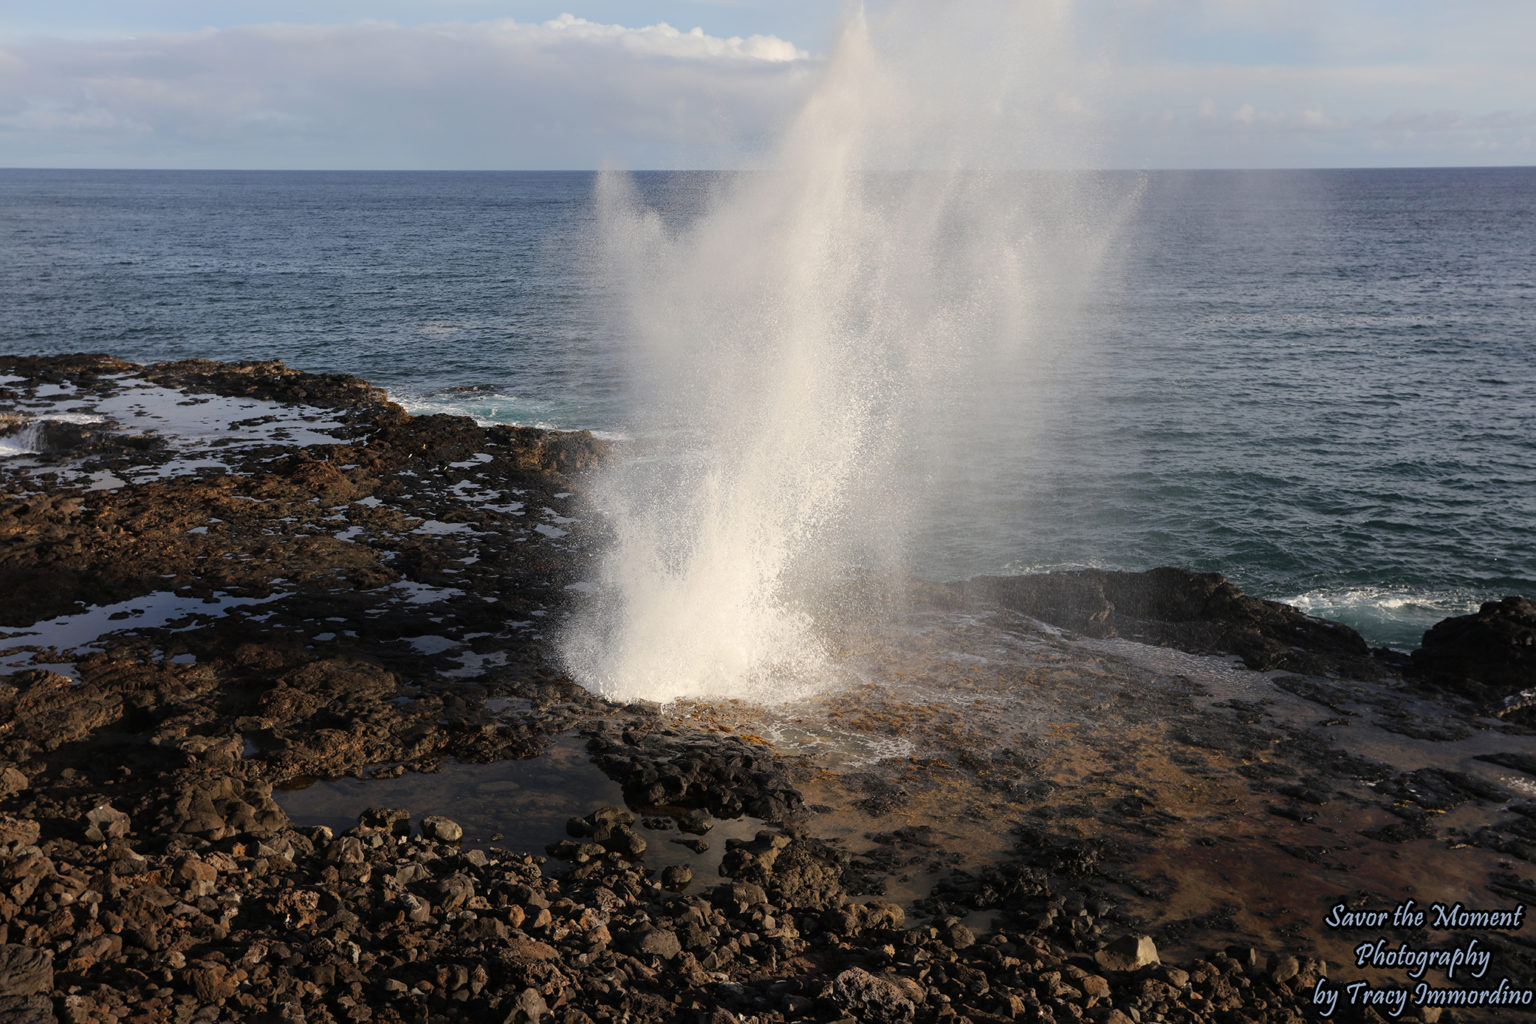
276,733,769,885
0,590,287,671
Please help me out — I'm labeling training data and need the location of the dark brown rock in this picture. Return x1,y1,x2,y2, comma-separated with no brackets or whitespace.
1412,595,1536,705
632,926,682,960
720,831,847,913
505,987,549,1023
83,803,130,843
1095,934,1159,972
421,816,463,843
0,995,56,1024
0,767,27,799
0,816,39,848
358,807,411,839
184,961,238,1003
828,967,915,1023
0,945,53,996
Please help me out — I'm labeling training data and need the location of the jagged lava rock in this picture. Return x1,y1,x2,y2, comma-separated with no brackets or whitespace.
0,945,54,995
1096,933,1161,972
1412,595,1536,705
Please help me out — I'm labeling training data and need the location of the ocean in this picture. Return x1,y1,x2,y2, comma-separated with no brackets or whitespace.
3,166,1533,650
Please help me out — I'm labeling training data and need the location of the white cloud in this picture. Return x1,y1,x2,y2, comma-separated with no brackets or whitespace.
534,13,805,62
1087,47,1536,167
1069,0,1536,165
0,16,815,168
2,3,1534,169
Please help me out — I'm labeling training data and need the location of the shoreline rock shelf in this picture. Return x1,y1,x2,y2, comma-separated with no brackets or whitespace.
2,354,1533,1023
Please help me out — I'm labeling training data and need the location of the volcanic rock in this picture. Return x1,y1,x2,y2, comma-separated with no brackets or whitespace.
4,354,1516,1024
631,926,683,960
1412,595,1536,706
0,945,53,996
828,966,915,1023
0,815,39,847
964,567,1381,677
0,766,27,798
506,987,549,1024
421,815,463,843
588,730,802,822
721,831,848,913
82,803,130,843
1096,934,1160,972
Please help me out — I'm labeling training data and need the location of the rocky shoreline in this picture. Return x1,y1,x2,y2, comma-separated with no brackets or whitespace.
2,355,1534,1023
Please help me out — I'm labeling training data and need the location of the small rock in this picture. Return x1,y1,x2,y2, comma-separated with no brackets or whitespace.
1091,1011,1135,1024
434,873,475,910
725,881,768,912
173,734,243,765
325,835,366,864
661,864,693,890
1268,953,1300,983
679,808,712,834
184,962,238,1003
942,917,975,949
632,927,682,960
0,814,40,847
0,765,27,798
861,900,906,932
421,815,463,843
399,892,432,924
506,987,548,1024
176,856,218,897
358,807,411,838
822,905,862,937
601,824,646,859
84,803,130,843
1160,966,1190,989
1095,934,1159,972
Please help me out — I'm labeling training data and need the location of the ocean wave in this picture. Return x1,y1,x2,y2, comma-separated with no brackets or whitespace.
392,389,629,439
1282,586,1483,651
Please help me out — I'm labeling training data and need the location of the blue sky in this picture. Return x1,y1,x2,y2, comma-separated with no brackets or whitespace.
1,0,1531,169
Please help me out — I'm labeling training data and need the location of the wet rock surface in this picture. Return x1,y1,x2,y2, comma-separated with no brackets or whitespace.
2,355,1533,1023
960,567,1387,679
1412,596,1536,712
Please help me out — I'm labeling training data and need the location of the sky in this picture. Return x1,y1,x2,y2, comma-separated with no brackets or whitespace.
0,0,1532,170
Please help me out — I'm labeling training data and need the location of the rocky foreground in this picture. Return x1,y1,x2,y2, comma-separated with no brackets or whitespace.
2,355,1534,1024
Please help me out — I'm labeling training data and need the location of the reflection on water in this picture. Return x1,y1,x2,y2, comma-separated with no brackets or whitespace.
275,732,767,881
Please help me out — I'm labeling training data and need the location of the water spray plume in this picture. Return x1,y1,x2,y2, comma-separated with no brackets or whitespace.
560,0,1131,704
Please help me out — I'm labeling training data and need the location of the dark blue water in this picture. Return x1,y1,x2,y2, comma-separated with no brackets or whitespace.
0,169,625,427
3,167,1533,648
